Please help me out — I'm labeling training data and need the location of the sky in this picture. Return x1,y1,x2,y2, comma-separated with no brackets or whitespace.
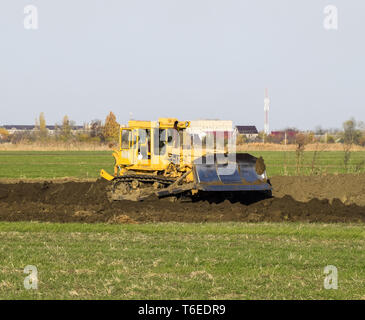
0,0,364,130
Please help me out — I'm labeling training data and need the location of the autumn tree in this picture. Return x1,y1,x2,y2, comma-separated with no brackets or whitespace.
39,112,46,131
103,112,120,141
61,115,72,140
38,112,48,141
0,128,10,142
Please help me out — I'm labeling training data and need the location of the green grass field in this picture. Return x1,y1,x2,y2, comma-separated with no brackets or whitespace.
0,151,113,179
0,150,365,179
249,151,365,176
0,222,364,300
1,151,364,299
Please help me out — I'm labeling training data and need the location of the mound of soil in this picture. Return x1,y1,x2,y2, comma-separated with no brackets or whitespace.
271,174,365,206
0,175,365,223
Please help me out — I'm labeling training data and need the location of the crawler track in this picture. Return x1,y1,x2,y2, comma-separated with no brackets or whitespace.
112,174,176,184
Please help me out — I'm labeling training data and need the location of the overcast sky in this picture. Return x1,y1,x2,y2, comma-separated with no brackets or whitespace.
0,1,364,130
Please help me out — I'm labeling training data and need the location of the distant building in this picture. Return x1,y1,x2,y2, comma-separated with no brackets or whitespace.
2,125,36,134
187,120,233,139
235,125,259,140
270,130,298,143
1,124,89,135
188,120,233,132
271,130,297,138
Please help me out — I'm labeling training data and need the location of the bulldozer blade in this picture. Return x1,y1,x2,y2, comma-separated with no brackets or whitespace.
193,153,272,192
100,169,115,181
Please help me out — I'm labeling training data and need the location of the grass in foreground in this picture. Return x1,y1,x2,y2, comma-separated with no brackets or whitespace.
0,151,365,179
0,222,364,299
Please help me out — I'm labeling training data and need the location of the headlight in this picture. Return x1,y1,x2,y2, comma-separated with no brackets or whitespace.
260,171,267,180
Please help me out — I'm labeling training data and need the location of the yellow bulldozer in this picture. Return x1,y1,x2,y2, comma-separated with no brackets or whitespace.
100,118,271,201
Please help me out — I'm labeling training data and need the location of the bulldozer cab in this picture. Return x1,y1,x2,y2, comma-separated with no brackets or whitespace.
116,119,189,172
119,127,152,165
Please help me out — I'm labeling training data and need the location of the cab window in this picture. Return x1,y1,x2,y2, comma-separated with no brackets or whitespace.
121,130,131,149
126,129,137,149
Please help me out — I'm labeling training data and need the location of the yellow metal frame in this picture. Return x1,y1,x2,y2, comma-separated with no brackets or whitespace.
100,118,194,182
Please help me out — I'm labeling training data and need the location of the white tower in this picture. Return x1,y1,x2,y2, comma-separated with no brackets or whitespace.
264,88,270,135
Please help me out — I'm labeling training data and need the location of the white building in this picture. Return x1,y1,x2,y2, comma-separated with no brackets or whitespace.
187,120,233,136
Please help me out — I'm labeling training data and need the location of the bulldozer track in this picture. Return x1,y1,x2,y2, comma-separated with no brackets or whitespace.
112,174,176,185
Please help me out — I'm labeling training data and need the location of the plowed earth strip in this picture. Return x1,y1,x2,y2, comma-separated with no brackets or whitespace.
1,175,365,223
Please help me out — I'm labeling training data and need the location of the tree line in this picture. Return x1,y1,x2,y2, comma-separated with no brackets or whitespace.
1,116,365,148
0,112,120,145
249,118,365,147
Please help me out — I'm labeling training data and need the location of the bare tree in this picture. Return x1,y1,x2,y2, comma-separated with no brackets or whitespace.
90,119,104,141
342,118,361,171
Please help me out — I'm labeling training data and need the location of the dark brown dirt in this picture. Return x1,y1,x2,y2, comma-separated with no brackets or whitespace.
0,175,365,224
271,174,365,206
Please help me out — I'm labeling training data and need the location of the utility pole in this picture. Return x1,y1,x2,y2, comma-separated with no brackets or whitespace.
264,88,270,136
